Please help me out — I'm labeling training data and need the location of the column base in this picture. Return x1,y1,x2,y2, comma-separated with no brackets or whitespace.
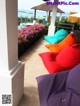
33,20,36,24
48,24,56,36
0,61,24,106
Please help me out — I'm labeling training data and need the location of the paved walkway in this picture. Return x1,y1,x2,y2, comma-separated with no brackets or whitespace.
18,38,49,106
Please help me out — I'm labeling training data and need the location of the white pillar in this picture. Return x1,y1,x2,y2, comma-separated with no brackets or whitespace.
48,0,58,36
59,13,62,21
46,11,49,21
0,0,24,106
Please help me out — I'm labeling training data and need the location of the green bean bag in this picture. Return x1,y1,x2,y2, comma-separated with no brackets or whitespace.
43,29,68,44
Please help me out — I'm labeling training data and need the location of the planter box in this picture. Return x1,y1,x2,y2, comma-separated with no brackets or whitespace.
18,34,43,57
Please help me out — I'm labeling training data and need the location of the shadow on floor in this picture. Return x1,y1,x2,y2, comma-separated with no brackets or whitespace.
18,86,40,106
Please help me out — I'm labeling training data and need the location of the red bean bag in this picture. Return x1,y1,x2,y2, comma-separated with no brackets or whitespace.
56,44,80,70
39,52,63,73
39,44,80,73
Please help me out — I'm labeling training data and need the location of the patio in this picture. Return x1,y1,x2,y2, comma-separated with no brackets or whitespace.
18,38,49,106
0,0,59,105
1,0,80,106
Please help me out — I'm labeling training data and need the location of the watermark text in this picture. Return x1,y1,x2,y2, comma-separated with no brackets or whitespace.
46,1,79,5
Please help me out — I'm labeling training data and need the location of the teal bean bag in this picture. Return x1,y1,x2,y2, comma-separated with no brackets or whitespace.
43,29,68,44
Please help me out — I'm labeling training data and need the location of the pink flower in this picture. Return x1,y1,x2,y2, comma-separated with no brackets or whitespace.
18,24,45,44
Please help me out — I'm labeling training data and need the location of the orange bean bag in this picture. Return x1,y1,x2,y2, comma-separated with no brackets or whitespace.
45,33,78,53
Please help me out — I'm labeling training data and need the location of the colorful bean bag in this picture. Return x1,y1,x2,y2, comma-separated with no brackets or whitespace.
36,64,80,106
39,44,80,73
45,33,78,53
43,29,68,44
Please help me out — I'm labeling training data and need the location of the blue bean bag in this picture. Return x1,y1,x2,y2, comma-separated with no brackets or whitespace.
36,64,80,106
43,29,68,44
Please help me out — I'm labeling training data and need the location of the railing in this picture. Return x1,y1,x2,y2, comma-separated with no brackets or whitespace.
57,23,74,33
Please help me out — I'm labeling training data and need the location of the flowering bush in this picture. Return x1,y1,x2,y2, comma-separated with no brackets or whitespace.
18,24,48,57
18,24,45,44
18,29,27,44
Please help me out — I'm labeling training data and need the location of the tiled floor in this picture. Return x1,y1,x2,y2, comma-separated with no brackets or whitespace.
18,38,49,106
